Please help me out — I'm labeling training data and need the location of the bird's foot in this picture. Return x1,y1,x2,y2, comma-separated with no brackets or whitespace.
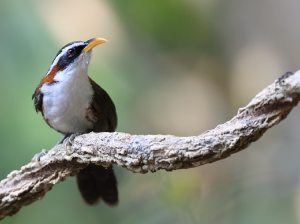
63,132,82,155
32,149,48,169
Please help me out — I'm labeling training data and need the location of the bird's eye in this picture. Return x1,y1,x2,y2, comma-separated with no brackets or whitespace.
67,49,75,57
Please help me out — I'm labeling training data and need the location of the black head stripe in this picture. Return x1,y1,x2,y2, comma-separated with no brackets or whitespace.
49,41,88,71
57,45,87,70
50,41,80,66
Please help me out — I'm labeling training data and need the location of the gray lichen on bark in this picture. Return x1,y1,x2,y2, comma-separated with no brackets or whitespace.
0,71,300,220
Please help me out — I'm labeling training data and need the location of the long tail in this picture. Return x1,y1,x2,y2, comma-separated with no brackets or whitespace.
76,164,118,206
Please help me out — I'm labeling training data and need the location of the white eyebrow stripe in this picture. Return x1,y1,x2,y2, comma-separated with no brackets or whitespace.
46,42,85,76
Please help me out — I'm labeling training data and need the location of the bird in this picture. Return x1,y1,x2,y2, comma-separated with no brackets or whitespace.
32,38,118,206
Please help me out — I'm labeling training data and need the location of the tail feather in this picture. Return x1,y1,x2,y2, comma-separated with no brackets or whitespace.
76,164,118,206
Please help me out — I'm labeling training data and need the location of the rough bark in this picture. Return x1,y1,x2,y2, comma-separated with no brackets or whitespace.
1,71,300,220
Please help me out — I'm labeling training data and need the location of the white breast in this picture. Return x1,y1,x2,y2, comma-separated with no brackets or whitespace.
41,53,97,135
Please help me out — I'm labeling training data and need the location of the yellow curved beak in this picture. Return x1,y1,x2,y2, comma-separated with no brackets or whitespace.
82,38,108,53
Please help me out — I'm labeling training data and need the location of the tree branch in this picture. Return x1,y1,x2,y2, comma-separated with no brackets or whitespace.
1,71,300,219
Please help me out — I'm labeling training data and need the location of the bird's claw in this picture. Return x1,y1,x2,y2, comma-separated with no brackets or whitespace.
63,138,71,155
32,149,48,169
62,132,82,155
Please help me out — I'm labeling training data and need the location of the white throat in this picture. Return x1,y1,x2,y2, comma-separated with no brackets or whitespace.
41,52,96,134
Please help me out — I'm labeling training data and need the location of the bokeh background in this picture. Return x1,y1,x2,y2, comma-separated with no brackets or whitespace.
1,0,300,223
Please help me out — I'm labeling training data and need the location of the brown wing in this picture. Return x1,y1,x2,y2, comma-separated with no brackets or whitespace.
32,87,43,114
77,78,118,206
89,79,117,132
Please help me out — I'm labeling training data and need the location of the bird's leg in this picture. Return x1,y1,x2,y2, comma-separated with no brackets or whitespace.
56,135,71,155
63,132,83,155
56,135,69,146
32,149,48,169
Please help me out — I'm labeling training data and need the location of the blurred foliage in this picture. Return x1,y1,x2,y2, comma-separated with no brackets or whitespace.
110,0,217,53
1,0,300,223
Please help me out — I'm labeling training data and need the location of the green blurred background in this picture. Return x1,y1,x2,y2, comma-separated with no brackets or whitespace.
1,0,300,223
